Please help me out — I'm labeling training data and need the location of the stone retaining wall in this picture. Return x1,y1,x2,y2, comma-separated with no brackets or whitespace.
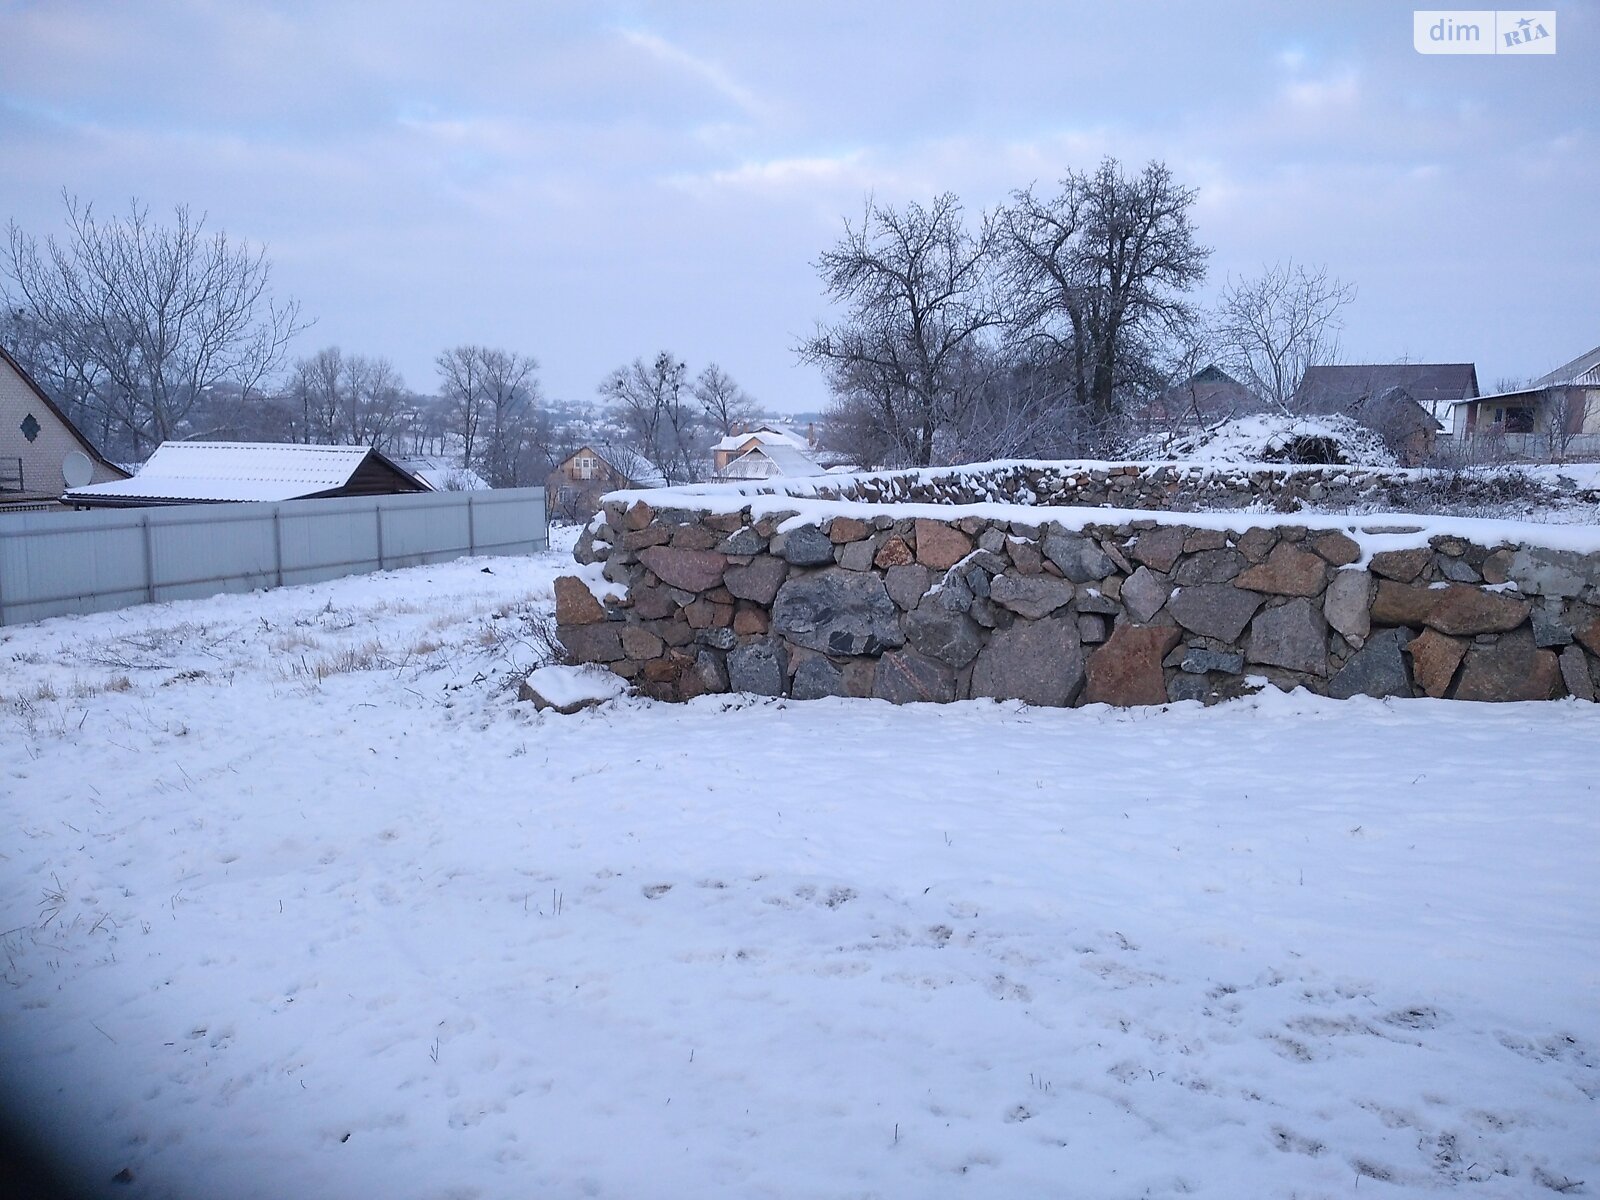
556,497,1600,707
715,459,1589,515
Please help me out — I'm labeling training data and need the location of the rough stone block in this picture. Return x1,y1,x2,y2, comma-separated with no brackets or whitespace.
1247,597,1328,676
872,649,955,704
915,520,974,570
969,616,1084,707
1167,583,1263,643
727,639,788,697
1083,624,1182,707
772,569,905,657
638,546,727,593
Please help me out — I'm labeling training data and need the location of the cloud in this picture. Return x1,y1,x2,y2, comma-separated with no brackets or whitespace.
616,28,767,118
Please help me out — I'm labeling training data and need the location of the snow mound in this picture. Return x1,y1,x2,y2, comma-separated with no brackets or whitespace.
1129,413,1400,468
520,663,629,712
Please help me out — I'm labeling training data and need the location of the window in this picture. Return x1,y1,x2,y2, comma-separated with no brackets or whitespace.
1495,406,1535,433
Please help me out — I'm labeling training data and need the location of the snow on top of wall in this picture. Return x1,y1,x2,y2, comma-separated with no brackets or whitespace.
597,458,1600,557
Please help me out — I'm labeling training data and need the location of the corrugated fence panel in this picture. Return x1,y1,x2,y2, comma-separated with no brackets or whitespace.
471,491,549,555
278,496,383,586
147,504,278,602
374,492,474,568
0,487,547,626
0,508,153,624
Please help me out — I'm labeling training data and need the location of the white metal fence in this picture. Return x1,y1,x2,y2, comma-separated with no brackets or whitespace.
0,487,547,627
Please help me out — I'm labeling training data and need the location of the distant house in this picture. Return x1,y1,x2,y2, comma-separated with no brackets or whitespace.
0,343,129,508
718,441,827,480
1143,365,1265,431
62,442,429,509
545,444,666,520
1449,343,1600,446
711,424,813,474
1294,363,1469,465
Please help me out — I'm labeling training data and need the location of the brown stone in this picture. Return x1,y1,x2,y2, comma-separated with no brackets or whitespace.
1454,630,1562,702
624,501,655,531
829,516,870,543
1369,548,1432,583
1235,542,1329,597
1309,530,1362,567
1006,538,1044,575
1575,617,1600,657
554,576,607,626
874,536,914,568
630,584,677,621
733,606,769,636
683,598,718,629
1083,624,1183,707
620,625,665,660
620,526,671,550
914,520,973,570
1370,580,1437,627
670,524,720,551
558,623,624,664
1235,527,1278,564
701,512,745,533
1130,525,1186,572
642,657,681,684
637,545,727,593
723,555,788,606
1425,586,1530,636
1480,549,1512,585
1184,529,1227,553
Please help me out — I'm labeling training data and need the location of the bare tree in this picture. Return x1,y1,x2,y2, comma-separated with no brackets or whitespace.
2,192,306,457
436,345,488,468
1214,261,1355,410
799,194,1001,467
1000,159,1209,432
692,363,758,436
477,348,540,487
283,347,407,449
1541,388,1594,462
599,351,704,484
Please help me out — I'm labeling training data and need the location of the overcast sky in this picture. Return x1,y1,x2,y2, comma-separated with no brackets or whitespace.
2,1,1595,411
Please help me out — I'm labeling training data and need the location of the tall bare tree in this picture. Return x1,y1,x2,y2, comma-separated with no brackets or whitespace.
285,347,407,449
799,194,1002,467
1000,159,1209,430
692,363,758,437
599,351,703,484
2,192,306,457
1214,261,1355,410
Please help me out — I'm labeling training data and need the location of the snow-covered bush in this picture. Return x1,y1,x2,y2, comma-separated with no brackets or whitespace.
1127,414,1400,468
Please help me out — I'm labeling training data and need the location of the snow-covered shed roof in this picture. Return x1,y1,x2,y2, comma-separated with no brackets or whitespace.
398,456,491,491
719,442,826,479
63,441,428,506
711,427,807,454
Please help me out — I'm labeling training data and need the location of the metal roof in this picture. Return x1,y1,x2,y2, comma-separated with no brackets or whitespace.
1297,363,1479,405
719,443,825,479
1529,344,1600,389
63,441,421,503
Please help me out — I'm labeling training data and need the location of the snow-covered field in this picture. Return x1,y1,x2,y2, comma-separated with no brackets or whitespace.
2,532,1596,1200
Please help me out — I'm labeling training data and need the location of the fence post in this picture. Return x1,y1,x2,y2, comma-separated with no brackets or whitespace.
141,513,156,603
375,500,386,569
467,494,477,555
273,505,284,588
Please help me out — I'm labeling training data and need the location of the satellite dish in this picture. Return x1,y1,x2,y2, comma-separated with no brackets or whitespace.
62,450,94,488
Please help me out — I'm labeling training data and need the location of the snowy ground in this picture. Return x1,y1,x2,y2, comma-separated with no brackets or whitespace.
2,531,1597,1200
